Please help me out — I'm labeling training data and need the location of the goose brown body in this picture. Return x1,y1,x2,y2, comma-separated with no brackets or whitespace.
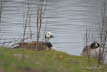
81,42,103,59
14,32,54,50
14,41,52,50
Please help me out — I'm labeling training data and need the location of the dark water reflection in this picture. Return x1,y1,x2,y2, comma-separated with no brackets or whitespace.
0,0,107,63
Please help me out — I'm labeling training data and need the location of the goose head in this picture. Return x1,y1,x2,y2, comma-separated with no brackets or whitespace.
45,32,54,41
90,42,100,49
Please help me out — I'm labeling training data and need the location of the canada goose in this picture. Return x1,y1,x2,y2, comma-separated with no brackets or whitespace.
14,32,54,50
80,42,103,59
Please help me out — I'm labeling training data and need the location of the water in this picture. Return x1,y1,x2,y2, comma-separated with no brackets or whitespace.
0,0,107,59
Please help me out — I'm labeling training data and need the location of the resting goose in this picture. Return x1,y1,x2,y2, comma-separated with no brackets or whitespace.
80,42,103,59
14,32,54,50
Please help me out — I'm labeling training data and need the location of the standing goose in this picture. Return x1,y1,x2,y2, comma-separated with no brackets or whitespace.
80,42,103,59
14,32,54,50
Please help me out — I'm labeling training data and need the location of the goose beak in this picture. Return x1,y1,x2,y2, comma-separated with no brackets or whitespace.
50,35,54,38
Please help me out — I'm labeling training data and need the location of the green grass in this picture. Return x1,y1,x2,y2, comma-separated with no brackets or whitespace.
0,47,107,72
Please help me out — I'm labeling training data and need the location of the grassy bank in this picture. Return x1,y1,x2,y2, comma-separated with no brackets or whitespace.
0,47,107,72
